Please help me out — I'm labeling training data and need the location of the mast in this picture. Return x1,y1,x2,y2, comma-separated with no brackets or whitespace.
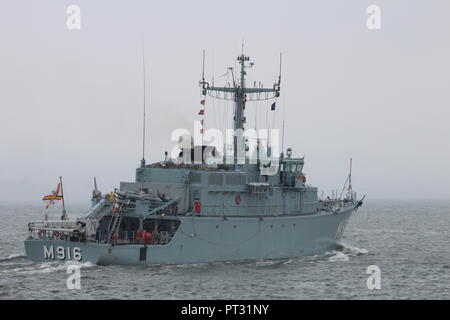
234,53,246,132
348,158,353,199
339,158,354,200
200,50,281,164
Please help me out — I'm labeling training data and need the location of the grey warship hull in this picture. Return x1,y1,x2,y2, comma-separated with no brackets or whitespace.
24,49,364,266
24,207,354,265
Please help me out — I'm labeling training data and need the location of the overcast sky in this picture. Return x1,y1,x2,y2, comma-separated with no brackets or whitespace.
0,0,449,205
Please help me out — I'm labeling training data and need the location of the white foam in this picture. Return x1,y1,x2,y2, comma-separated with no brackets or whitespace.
281,259,293,265
328,251,350,262
255,260,279,266
4,260,95,275
342,244,369,255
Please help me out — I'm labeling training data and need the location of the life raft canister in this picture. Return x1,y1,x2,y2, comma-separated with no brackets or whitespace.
143,232,153,245
235,194,241,205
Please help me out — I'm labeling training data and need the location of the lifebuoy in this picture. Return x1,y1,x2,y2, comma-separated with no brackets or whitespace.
235,194,241,205
136,230,144,242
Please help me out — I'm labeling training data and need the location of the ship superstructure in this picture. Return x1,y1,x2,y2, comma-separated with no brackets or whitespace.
24,50,363,265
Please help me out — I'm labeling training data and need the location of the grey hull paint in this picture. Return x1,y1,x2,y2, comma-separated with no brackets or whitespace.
24,239,104,265
24,208,353,265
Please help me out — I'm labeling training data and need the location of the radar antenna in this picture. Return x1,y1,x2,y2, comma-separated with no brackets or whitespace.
200,50,281,164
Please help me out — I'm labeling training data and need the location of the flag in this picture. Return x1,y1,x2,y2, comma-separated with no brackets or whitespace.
271,102,276,111
200,99,205,106
198,109,205,115
42,194,63,201
42,182,63,209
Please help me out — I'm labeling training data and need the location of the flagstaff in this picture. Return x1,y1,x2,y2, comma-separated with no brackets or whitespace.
59,176,67,220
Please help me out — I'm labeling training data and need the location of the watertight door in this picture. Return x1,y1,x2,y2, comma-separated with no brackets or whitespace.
139,247,147,261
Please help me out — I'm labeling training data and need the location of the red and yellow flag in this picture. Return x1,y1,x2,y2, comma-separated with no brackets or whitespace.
42,182,63,209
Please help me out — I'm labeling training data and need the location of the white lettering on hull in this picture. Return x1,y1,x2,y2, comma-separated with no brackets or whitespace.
43,245,82,261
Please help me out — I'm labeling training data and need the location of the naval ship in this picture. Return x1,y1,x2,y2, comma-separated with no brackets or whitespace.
24,50,364,265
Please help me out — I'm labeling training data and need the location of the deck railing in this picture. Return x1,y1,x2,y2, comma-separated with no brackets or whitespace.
29,228,174,246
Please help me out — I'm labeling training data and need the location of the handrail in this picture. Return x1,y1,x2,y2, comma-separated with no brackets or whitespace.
141,197,180,219
84,198,107,218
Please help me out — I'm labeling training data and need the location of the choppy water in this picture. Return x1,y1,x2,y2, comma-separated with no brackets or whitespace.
0,200,449,299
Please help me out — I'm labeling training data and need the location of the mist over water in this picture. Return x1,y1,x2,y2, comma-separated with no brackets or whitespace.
1,1,450,203
1,199,449,299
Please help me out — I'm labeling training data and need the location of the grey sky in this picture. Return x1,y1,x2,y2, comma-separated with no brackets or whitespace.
0,0,449,205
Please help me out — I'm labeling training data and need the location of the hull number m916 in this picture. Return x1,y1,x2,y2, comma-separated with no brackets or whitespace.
43,245,82,261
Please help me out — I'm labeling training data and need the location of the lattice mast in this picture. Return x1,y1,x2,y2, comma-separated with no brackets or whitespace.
200,49,281,163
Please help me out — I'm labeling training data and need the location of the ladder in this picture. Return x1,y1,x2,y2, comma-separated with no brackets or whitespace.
106,199,129,243
107,214,123,244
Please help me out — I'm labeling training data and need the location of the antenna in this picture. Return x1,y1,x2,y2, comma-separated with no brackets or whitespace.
348,158,353,193
281,100,286,154
339,158,353,200
202,49,205,83
141,40,147,167
229,67,236,88
279,53,282,85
